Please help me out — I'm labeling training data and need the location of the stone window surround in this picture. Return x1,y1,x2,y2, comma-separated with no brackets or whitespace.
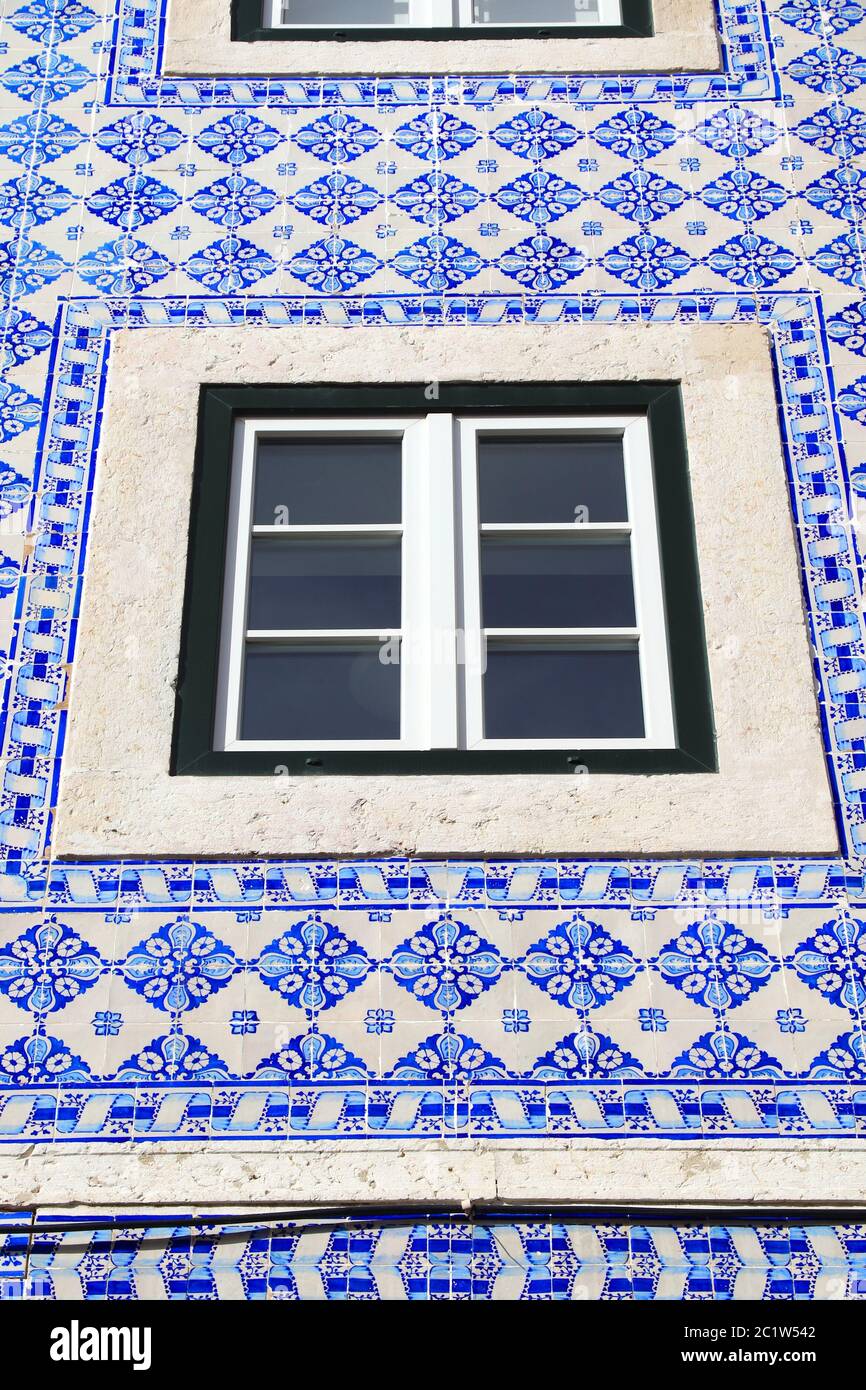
54,320,837,861
164,0,720,75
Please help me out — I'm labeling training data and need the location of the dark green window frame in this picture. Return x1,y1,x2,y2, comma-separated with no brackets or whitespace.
231,0,653,42
172,381,715,777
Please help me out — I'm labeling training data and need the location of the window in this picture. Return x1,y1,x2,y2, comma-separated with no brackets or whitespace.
174,384,713,775
264,0,623,27
232,0,650,40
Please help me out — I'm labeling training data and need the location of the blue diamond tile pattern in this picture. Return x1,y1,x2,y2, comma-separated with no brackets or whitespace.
0,1211,858,1301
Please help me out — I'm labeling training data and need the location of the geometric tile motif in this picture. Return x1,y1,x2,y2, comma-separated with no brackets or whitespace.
590,108,679,161
652,916,777,1013
492,170,584,226
195,113,281,166
295,111,380,164
183,236,277,293
776,0,865,37
7,1,99,44
529,1027,644,1078
394,110,477,161
0,304,53,369
2,52,92,105
386,915,503,1013
392,233,486,290
291,172,381,228
255,913,372,1013
85,174,181,230
249,1030,370,1080
119,916,238,1014
0,916,103,1014
0,1213,860,1300
787,915,866,1014
597,169,686,223
601,233,692,290
497,232,586,290
519,913,641,1013
386,1029,508,1080
0,236,66,298
76,236,172,294
698,169,788,222
1,0,866,1162
490,107,578,160
111,1030,231,1082
0,173,76,231
190,175,280,230
94,111,184,167
395,171,482,226
795,102,866,158
668,1028,785,1079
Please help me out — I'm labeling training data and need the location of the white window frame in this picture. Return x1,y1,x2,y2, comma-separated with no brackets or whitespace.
458,415,674,751
266,0,622,29
215,412,675,754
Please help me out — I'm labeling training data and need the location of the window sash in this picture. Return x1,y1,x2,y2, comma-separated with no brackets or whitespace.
216,412,674,753
457,414,674,750
264,0,623,27
215,416,426,753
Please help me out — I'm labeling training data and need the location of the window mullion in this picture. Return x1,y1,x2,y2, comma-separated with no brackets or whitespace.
623,418,675,746
401,419,433,749
595,0,623,26
423,0,457,27
424,412,459,747
214,419,257,751
457,419,485,749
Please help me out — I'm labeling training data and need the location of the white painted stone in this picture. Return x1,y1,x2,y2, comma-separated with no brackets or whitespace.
5,1142,866,1206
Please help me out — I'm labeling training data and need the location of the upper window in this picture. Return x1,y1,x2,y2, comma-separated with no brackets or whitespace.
174,383,713,775
264,0,623,27
233,0,648,40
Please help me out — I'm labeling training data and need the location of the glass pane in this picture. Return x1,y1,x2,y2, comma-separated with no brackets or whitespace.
478,435,627,524
481,538,635,628
484,645,644,739
241,643,400,741
253,437,402,526
278,0,411,23
473,0,600,22
247,538,402,630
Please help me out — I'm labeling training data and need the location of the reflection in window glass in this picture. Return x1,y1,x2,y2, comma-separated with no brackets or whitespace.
478,435,627,524
253,438,402,526
278,0,411,23
241,644,401,740
483,645,644,739
247,538,402,631
473,0,600,20
481,537,636,629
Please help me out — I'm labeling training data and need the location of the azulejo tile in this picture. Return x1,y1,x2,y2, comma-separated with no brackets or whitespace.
0,0,864,1177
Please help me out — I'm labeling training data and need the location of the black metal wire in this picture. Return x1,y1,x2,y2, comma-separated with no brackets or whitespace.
3,1203,866,1238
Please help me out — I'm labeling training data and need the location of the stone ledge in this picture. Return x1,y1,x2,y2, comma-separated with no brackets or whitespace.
5,1141,866,1206
164,0,720,75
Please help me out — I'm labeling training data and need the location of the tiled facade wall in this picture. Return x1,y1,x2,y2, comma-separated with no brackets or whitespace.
2,0,866,1298
3,1211,866,1301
